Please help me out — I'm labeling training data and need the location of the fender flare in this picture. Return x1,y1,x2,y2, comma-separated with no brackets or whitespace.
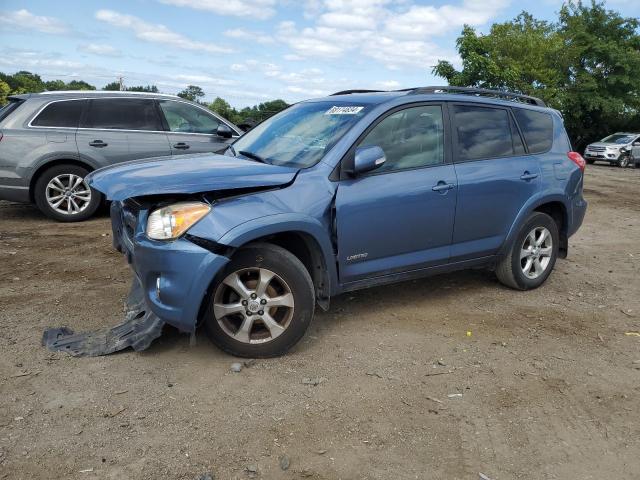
498,193,570,257
217,213,339,298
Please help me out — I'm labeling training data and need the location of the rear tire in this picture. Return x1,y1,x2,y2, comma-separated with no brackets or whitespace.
619,156,630,168
204,243,315,358
34,164,101,222
496,212,559,290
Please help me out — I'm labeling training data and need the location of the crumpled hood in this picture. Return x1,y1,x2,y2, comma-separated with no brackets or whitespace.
86,153,299,201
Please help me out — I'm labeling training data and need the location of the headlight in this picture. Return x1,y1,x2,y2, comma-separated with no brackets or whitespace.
620,147,629,153
146,201,211,240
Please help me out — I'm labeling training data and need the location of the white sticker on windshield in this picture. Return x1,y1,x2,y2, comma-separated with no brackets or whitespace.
325,106,364,115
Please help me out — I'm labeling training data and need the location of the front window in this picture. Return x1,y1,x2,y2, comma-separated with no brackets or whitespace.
158,100,221,134
230,101,371,168
601,134,635,144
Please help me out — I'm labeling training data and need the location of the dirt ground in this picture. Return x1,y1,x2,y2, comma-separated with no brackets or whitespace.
0,164,639,480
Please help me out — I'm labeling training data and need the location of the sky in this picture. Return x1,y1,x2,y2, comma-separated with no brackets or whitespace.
1,0,638,107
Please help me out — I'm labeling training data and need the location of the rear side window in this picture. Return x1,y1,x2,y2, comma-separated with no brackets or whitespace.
82,98,162,131
32,100,85,128
513,109,553,153
453,105,515,161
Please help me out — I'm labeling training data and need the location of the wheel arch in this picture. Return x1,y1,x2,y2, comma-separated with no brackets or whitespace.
500,195,570,259
216,216,338,310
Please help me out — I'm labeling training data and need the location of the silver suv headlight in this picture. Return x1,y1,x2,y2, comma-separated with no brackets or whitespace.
146,201,211,240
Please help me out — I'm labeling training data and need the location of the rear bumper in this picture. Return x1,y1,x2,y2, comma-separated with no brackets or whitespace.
111,202,230,332
0,184,29,203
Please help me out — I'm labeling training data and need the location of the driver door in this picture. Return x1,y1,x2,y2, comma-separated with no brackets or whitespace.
335,104,457,284
157,99,237,156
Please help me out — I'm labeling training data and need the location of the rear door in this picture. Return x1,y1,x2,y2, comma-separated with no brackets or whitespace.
76,98,171,167
157,99,238,155
335,103,457,284
449,104,541,261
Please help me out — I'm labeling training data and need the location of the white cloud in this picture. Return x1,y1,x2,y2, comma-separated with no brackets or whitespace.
224,28,274,44
174,74,235,86
0,9,69,34
283,54,304,61
384,0,510,39
230,63,248,72
79,43,122,57
375,80,401,89
286,85,328,97
95,9,233,54
158,0,276,20
279,0,508,69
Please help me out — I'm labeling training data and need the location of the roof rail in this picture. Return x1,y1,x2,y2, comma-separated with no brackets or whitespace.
409,86,546,107
330,89,384,96
38,90,179,98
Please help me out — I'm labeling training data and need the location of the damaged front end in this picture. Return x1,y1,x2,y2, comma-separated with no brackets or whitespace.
42,276,164,357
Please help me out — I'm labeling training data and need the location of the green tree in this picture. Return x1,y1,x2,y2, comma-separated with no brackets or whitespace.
0,80,10,105
45,79,67,91
177,85,204,102
65,80,95,90
102,81,121,91
432,1,640,149
127,85,159,92
209,96,236,122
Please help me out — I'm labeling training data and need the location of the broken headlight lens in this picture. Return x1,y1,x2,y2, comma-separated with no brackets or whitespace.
146,202,211,240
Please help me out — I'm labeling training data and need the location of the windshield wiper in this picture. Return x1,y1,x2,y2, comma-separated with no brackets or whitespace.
238,150,268,164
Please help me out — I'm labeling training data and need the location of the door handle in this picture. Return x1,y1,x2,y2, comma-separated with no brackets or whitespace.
520,171,538,181
173,142,190,150
89,140,107,148
432,181,455,193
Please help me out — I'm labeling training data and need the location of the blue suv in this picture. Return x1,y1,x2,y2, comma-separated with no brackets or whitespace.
86,87,587,358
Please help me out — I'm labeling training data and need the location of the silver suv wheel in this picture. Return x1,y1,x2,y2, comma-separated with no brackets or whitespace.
45,174,92,215
213,267,295,344
520,227,553,279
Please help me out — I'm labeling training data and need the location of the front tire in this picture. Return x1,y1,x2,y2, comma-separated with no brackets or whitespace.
204,243,315,358
619,155,630,168
496,212,559,290
34,164,101,222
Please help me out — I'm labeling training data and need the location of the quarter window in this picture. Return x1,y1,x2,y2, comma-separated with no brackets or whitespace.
158,100,220,134
32,100,85,128
453,105,515,161
513,109,553,153
82,98,162,131
358,105,445,173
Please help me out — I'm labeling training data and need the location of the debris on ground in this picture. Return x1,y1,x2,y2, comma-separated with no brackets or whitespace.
478,473,493,480
302,377,326,386
279,454,290,471
624,332,640,337
447,393,463,399
230,362,243,373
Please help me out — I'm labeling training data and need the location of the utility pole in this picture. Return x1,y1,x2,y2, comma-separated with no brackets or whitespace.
118,76,124,91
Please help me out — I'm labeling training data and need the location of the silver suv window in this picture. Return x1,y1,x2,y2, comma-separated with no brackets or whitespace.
158,100,220,134
31,100,85,128
82,98,162,131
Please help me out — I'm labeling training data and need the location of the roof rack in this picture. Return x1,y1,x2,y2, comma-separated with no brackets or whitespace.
38,90,179,98
330,89,384,96
409,86,546,107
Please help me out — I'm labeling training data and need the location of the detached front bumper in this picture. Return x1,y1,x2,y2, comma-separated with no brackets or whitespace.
111,201,230,333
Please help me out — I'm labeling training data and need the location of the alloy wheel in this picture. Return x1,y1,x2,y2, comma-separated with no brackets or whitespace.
213,268,295,344
45,174,92,215
520,227,553,279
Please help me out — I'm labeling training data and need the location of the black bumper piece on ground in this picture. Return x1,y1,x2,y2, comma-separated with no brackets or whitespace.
42,278,164,357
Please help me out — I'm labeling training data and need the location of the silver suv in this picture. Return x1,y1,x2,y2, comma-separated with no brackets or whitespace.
584,132,640,168
0,91,242,221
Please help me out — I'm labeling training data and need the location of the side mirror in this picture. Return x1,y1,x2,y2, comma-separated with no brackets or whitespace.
352,145,386,175
216,123,233,138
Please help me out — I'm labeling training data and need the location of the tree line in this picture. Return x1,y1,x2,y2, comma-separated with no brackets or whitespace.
0,72,289,127
433,0,640,150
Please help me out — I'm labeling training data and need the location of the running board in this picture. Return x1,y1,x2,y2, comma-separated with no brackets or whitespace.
42,278,164,357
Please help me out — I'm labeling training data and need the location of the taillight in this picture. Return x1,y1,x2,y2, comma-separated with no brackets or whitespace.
568,151,585,172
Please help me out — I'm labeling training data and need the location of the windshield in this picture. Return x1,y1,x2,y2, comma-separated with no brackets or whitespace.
230,101,370,168
600,134,636,144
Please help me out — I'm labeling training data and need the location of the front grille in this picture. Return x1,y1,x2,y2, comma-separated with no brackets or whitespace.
588,146,606,152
